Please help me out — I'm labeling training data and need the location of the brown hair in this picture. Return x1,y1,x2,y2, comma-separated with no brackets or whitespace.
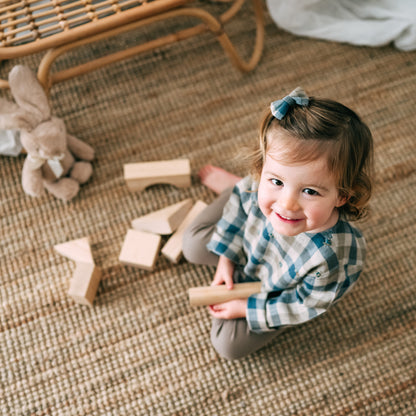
248,97,374,220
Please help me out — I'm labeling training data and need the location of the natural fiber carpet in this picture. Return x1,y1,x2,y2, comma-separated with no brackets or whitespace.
1,3,415,415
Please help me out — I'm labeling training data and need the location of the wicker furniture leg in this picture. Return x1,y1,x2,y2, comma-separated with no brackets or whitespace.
34,0,264,91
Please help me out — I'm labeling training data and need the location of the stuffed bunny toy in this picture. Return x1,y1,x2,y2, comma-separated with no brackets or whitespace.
0,65,94,202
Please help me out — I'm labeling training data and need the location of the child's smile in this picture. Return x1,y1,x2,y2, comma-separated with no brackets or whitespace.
257,151,345,236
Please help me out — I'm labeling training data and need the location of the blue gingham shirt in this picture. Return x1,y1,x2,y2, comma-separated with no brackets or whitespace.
207,176,366,333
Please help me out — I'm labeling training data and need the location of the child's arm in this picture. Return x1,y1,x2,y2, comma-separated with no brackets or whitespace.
205,177,257,320
206,176,254,266
246,268,357,332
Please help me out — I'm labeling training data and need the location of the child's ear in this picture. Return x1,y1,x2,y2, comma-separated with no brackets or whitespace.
336,192,349,208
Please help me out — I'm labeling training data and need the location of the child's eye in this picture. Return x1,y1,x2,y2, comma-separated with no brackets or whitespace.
303,188,319,196
270,178,283,186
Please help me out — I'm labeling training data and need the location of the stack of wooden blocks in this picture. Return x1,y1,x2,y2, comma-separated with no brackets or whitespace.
54,237,102,307
120,158,207,268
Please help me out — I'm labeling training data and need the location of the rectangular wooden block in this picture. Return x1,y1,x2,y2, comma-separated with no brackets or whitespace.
124,159,191,192
189,282,262,306
68,262,102,306
161,200,207,263
119,229,162,271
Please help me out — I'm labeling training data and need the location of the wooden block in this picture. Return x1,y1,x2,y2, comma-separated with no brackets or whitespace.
161,200,207,263
54,237,94,264
131,198,193,235
189,282,262,306
119,229,162,271
124,159,191,192
68,262,102,306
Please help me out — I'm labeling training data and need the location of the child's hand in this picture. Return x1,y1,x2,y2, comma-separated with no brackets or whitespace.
212,255,235,289
208,299,247,320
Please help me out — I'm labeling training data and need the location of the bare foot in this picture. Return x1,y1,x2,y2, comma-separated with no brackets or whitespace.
198,165,242,194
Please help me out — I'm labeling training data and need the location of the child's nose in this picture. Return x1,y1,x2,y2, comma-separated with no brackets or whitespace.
280,190,300,211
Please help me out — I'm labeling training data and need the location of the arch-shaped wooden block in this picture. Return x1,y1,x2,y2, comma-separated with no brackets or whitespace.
124,159,191,192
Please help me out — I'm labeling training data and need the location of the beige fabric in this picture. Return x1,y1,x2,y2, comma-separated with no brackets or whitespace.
0,8,415,415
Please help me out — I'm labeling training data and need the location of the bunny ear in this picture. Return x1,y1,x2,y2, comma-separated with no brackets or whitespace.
0,98,33,130
8,65,51,125
0,97,20,117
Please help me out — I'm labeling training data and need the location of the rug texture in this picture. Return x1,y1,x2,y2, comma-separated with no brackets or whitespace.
0,2,415,415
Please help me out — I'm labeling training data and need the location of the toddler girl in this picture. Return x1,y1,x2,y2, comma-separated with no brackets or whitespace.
183,87,373,360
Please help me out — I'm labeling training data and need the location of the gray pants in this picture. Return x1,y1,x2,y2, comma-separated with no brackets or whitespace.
183,188,284,360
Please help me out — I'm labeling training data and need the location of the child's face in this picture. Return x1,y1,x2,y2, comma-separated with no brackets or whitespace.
257,147,345,236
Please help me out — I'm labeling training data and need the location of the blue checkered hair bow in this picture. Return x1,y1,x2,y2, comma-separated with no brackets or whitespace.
270,87,309,120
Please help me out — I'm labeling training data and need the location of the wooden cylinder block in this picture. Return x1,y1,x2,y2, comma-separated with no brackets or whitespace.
188,282,262,306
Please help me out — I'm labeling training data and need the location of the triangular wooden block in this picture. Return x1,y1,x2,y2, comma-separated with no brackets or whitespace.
54,237,94,264
131,199,193,235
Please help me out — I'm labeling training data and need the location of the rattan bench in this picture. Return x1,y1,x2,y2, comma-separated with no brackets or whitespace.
0,0,264,92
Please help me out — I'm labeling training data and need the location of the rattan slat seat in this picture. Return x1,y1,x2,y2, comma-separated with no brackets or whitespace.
0,0,264,91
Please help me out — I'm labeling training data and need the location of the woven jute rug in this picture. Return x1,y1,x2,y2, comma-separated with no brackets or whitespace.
1,3,415,415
